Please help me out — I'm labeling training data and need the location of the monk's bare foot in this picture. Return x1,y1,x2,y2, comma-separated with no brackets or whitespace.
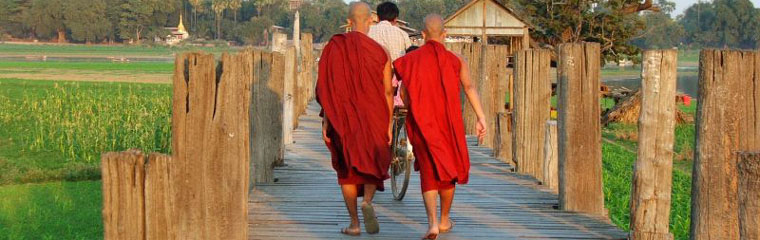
422,227,439,240
341,224,361,236
439,217,454,233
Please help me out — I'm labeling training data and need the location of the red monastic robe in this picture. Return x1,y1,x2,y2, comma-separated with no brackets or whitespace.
316,32,392,190
393,41,470,189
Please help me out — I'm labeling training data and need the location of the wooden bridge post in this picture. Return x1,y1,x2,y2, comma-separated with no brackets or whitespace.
494,113,514,165
739,152,760,240
629,50,677,240
173,51,252,239
512,49,552,181
301,33,315,102
543,120,558,192
251,50,285,181
283,46,296,145
556,42,605,215
691,50,759,240
102,150,146,240
461,42,483,135
482,45,509,148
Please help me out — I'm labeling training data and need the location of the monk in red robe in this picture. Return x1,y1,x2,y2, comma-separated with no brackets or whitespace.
316,2,394,236
393,14,487,239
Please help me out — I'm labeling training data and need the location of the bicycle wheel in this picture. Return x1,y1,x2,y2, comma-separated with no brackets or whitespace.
390,120,412,201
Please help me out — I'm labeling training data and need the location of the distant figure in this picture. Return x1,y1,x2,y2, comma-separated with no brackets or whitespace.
393,14,487,240
368,1,412,107
315,1,394,236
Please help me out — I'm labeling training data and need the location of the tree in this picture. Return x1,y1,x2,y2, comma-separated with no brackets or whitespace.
23,0,67,42
118,0,178,43
680,0,760,49
298,0,346,42
65,0,110,43
212,0,228,39
512,0,658,63
228,0,242,22
188,0,205,30
631,0,684,49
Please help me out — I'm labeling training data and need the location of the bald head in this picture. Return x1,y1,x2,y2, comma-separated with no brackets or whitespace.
348,2,372,33
422,14,446,42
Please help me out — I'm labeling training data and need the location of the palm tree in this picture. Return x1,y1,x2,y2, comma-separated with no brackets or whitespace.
211,0,227,39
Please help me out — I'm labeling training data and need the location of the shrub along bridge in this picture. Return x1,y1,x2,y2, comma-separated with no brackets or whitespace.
100,33,760,239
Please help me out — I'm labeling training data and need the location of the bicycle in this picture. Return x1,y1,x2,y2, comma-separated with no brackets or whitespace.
390,107,413,201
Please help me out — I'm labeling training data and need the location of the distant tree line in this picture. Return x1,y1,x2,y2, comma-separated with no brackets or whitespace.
632,0,760,50
0,0,756,53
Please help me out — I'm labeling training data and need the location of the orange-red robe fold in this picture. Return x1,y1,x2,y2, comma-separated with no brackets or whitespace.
393,41,470,187
316,32,391,190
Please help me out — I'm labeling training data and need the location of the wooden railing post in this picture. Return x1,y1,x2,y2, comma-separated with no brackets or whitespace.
691,50,759,240
461,42,482,135
283,46,296,146
481,45,509,148
251,50,285,182
739,152,760,240
557,42,604,215
102,150,146,240
629,50,677,240
512,49,552,181
543,120,558,192
173,51,252,239
494,112,513,165
145,153,174,239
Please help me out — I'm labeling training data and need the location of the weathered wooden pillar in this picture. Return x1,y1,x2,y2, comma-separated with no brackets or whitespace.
283,47,296,145
173,51,252,239
691,50,759,240
301,33,314,102
251,50,285,181
461,42,482,135
102,150,146,240
494,113,513,165
557,42,604,215
145,153,174,240
482,45,508,148
512,49,552,181
543,120,558,192
629,50,677,240
739,152,760,240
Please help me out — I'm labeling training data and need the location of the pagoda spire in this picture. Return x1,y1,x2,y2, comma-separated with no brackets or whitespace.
178,14,187,33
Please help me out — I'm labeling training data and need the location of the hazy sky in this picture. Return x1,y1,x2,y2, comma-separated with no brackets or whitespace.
343,0,760,16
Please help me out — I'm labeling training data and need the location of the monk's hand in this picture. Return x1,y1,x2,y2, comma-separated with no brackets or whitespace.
322,119,331,143
476,117,487,142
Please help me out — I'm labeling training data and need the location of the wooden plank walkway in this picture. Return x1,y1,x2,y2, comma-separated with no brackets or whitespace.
249,102,628,239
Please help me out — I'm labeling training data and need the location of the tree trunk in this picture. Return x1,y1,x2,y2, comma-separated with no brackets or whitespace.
57,28,66,43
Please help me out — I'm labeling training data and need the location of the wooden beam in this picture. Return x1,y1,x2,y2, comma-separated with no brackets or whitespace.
739,152,760,240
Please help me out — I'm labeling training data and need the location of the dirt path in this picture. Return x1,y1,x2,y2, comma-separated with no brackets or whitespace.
0,69,171,84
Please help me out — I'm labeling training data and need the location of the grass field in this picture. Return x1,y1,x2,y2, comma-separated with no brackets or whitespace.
0,43,238,57
0,78,171,185
0,181,102,240
0,61,173,74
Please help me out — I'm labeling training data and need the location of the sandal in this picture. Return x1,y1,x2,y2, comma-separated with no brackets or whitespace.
361,202,380,234
340,226,361,236
440,219,455,233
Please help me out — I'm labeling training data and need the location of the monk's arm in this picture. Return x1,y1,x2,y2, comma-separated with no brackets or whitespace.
458,56,487,135
383,59,394,119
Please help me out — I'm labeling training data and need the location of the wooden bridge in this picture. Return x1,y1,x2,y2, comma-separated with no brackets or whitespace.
99,41,760,240
248,102,627,240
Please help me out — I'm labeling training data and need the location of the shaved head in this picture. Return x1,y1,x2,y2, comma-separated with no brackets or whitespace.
423,14,446,41
349,2,371,21
348,2,372,33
